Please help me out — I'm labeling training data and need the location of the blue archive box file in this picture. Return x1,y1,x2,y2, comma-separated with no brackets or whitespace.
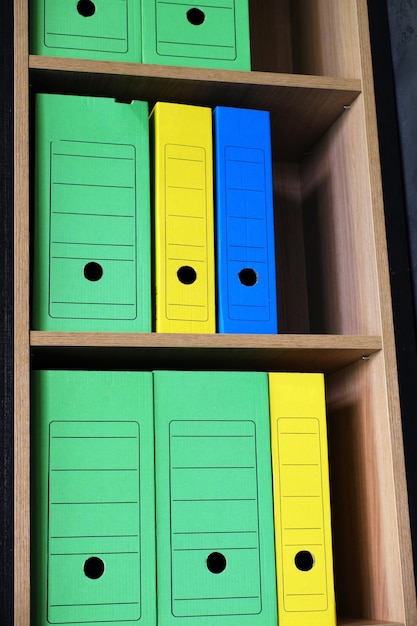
214,107,278,334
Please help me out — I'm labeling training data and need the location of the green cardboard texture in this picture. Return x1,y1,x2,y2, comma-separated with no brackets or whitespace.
31,370,156,626
153,370,277,626
32,94,151,332
30,0,142,62
142,0,251,70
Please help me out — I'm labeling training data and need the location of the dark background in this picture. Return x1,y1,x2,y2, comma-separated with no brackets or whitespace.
1,1,417,623
0,0,15,624
368,0,417,587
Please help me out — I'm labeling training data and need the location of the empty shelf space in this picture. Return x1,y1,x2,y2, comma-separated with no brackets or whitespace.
29,56,361,161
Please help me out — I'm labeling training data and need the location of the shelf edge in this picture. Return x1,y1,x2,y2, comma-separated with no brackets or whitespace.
29,55,362,94
30,331,382,350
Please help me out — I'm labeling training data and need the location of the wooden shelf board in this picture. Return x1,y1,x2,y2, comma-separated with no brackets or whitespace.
29,56,361,161
30,332,381,372
338,620,403,626
337,618,404,626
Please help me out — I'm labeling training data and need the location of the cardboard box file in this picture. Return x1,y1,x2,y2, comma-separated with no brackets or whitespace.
268,373,336,626
31,370,156,626
214,107,278,334
32,94,151,332
153,370,277,626
142,0,251,70
150,102,216,333
30,0,142,62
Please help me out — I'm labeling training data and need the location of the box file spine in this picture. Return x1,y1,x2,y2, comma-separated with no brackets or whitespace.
151,102,216,333
32,94,151,332
214,106,278,334
141,0,251,70
30,0,142,62
268,372,336,626
31,370,156,626
153,370,277,625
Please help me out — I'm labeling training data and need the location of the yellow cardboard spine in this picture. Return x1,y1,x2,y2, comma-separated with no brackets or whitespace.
268,373,336,626
150,102,215,333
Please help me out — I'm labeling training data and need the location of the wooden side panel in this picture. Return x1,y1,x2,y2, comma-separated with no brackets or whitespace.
290,0,362,78
301,96,381,336
273,162,310,333
14,0,30,623
248,0,293,73
326,352,410,623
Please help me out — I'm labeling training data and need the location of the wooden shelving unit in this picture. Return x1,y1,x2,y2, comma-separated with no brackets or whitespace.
13,0,417,624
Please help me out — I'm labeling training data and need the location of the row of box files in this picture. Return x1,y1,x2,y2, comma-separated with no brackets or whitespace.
30,0,251,70
31,369,336,626
32,94,278,334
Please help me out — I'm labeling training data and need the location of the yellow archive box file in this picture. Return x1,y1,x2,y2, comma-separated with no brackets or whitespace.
150,102,216,333
268,373,336,626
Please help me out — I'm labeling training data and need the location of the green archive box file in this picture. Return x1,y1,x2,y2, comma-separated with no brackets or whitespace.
30,0,142,62
141,0,251,70
153,370,277,626
32,94,151,332
31,370,156,626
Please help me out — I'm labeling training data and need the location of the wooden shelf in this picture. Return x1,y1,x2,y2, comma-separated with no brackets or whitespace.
337,618,401,626
30,332,381,372
11,0,417,624
29,56,361,161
